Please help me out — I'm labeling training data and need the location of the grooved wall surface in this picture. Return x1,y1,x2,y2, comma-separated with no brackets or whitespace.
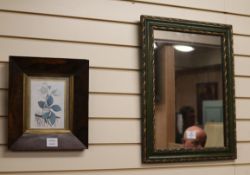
0,0,250,174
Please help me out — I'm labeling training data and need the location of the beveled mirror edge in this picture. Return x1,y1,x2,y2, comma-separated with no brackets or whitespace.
140,15,236,163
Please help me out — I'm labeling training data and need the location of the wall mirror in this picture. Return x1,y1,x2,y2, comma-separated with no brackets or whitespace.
141,16,236,163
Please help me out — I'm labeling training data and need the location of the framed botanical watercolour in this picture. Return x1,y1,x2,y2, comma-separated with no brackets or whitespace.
8,56,89,151
25,77,69,130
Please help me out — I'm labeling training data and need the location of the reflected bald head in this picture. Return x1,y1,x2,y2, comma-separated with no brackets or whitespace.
183,126,207,149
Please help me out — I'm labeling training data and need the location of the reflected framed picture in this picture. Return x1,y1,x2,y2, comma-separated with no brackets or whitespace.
8,56,89,151
196,82,218,125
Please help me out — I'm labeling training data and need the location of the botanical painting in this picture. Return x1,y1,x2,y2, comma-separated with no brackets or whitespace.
29,77,68,129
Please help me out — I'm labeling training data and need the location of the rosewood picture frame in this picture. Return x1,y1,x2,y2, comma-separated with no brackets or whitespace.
8,56,89,151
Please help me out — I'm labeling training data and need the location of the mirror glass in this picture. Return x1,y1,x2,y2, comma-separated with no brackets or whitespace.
153,30,224,150
141,15,236,163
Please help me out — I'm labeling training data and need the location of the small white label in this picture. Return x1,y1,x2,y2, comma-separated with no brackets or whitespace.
186,131,196,139
46,138,58,147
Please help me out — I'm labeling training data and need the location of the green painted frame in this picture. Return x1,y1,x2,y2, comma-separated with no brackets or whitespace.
141,15,236,163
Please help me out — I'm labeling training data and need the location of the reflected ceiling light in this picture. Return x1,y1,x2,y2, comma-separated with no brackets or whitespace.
154,42,158,49
174,45,194,52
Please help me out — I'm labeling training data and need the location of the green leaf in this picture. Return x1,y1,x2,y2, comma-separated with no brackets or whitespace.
42,112,50,119
38,101,45,108
49,112,56,126
51,105,61,112
47,95,53,106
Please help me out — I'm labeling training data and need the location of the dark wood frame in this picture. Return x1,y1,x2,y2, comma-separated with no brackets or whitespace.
141,15,236,163
8,56,89,151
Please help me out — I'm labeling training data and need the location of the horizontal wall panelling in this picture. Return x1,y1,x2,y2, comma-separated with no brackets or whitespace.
236,99,250,119
235,56,250,76
132,0,250,16
236,143,250,164
0,117,249,145
0,91,140,118
90,69,140,94
235,165,250,175
89,93,140,118
0,11,138,46
0,0,227,24
0,63,140,94
0,143,241,172
235,77,250,97
0,118,140,145
237,121,250,141
0,37,140,69
234,36,250,56
0,165,237,175
0,1,250,36
0,11,250,56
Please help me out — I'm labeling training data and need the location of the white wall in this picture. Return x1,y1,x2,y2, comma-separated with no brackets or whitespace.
0,0,250,174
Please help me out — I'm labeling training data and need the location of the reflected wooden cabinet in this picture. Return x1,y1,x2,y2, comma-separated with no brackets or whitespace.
154,46,176,149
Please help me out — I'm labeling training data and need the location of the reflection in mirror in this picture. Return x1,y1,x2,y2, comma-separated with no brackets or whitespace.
153,30,224,150
141,16,236,163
